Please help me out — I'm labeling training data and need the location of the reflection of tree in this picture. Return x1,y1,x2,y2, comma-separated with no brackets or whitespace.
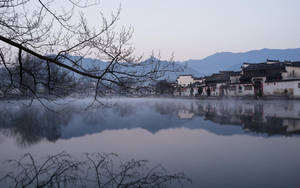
0,105,73,147
153,101,178,115
112,103,137,117
1,152,191,188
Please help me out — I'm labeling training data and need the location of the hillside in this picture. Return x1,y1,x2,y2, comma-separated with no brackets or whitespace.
182,48,300,76
29,48,300,82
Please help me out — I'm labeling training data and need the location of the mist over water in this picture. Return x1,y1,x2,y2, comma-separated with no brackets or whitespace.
0,98,300,187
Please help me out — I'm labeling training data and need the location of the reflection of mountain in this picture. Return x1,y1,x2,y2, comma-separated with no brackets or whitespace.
0,99,300,147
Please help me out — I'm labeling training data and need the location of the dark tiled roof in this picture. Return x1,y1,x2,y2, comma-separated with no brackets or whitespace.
267,59,280,62
205,71,241,84
219,71,241,76
243,62,286,72
240,71,282,83
240,62,286,83
285,61,300,67
206,73,229,83
202,59,300,85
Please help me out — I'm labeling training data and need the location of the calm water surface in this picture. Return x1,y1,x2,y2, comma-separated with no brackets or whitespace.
0,98,299,187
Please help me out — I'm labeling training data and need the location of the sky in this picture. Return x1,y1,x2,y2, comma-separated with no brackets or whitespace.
67,0,300,61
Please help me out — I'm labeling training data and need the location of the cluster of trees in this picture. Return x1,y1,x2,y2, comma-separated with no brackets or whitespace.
0,0,175,101
0,54,76,97
155,80,175,95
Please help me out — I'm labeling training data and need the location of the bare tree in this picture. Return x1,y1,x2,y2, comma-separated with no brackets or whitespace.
0,54,76,97
0,0,176,103
1,152,191,187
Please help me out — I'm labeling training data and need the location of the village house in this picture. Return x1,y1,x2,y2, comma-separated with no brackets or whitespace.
227,72,242,96
191,77,206,96
173,59,300,98
204,71,240,97
174,75,204,96
239,59,300,97
264,60,300,97
176,75,195,87
204,73,226,96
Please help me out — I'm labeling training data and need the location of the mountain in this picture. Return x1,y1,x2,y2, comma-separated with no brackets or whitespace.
182,48,300,76
160,61,200,81
61,55,200,81
54,48,300,81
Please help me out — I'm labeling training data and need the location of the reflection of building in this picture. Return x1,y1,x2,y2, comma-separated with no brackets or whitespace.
177,109,194,119
1,99,300,149
174,100,300,135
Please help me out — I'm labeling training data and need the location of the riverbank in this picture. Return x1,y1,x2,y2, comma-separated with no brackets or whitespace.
160,95,300,101
1,94,300,102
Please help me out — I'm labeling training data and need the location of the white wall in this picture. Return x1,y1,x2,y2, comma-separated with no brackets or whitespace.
239,84,254,96
181,87,192,97
209,86,218,96
177,76,194,87
173,91,180,96
282,66,300,80
227,84,238,96
264,80,300,97
284,120,300,133
227,84,253,96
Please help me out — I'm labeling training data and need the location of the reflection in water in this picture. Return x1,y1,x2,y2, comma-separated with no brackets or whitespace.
186,100,300,135
0,98,300,188
0,98,300,147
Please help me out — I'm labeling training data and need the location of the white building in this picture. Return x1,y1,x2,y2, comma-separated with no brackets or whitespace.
264,80,300,97
175,60,300,98
176,75,195,87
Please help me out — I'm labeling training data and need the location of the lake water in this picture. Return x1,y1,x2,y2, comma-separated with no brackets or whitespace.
0,98,300,187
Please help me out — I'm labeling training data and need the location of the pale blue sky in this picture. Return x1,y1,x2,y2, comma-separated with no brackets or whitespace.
68,0,300,60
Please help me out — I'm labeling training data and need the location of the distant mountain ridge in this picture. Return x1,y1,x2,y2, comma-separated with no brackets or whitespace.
55,48,300,81
181,48,300,76
60,55,200,81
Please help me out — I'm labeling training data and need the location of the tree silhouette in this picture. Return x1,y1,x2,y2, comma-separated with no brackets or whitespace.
0,0,175,103
1,152,191,187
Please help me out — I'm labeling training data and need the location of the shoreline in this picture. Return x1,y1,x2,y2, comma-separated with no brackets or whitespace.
1,95,300,102
152,95,300,101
